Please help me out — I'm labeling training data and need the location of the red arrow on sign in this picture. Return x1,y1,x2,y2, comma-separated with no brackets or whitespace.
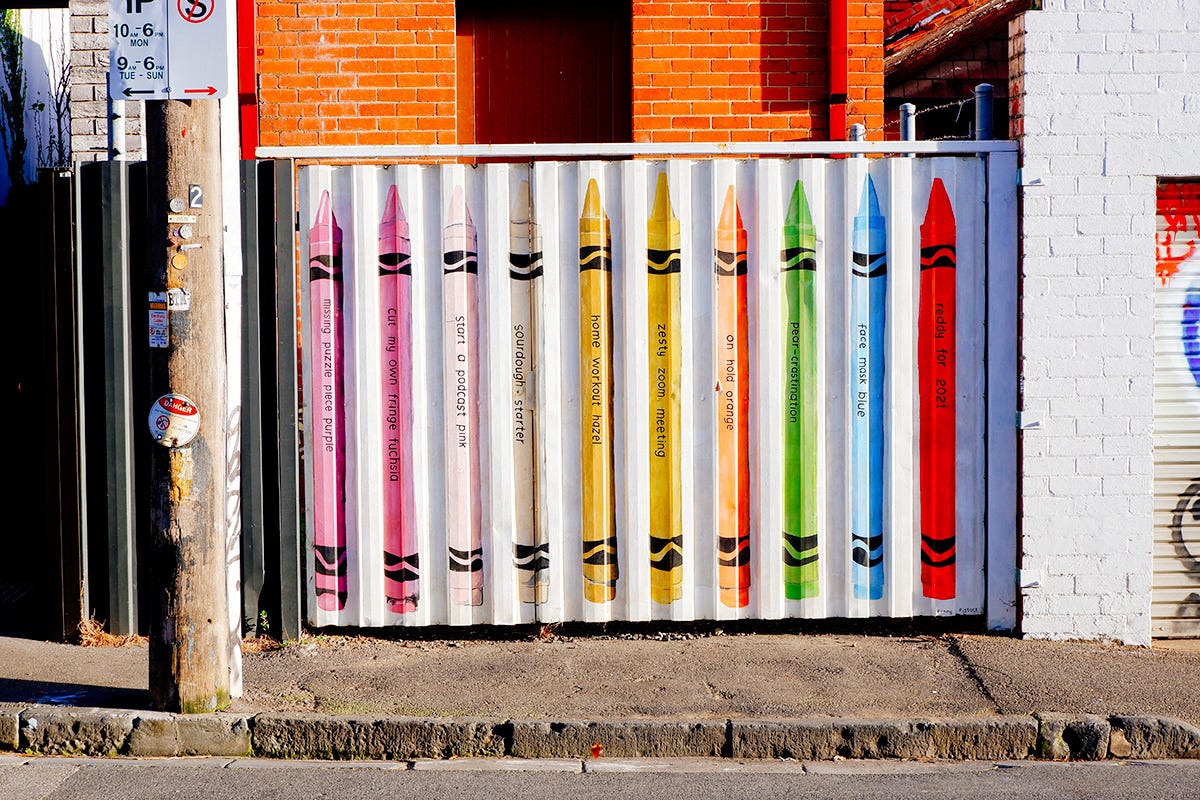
183,86,218,96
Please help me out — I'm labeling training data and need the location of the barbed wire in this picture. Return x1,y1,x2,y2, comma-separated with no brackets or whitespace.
881,95,975,130
913,96,975,117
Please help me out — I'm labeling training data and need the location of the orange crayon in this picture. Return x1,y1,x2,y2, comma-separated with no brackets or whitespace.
714,186,751,608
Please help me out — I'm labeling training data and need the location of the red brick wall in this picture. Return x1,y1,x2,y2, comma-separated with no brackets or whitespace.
254,2,886,147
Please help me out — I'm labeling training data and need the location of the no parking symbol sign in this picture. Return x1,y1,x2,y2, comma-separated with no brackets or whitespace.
109,0,229,100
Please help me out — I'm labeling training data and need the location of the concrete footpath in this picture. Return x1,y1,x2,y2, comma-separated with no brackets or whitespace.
1,631,1198,762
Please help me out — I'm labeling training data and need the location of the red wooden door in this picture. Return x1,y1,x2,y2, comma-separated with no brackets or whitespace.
457,2,632,145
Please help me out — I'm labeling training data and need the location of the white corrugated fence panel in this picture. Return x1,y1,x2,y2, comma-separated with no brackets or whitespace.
296,157,991,627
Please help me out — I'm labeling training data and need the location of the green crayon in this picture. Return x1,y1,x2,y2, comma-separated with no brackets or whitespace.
781,181,819,599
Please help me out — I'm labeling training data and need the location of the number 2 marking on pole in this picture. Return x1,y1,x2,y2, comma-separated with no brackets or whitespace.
177,0,214,24
189,184,203,208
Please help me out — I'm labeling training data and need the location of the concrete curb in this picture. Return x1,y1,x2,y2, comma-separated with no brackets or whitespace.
1,705,1198,762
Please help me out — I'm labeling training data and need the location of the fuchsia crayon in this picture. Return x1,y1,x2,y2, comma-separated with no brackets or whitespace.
918,178,957,600
309,190,347,611
443,186,484,606
379,185,419,612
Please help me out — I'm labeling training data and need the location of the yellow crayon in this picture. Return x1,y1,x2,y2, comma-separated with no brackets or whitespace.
579,179,619,603
647,172,682,605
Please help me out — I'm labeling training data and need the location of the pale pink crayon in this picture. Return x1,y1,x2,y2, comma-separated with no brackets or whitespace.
308,190,347,611
443,186,484,606
379,185,419,612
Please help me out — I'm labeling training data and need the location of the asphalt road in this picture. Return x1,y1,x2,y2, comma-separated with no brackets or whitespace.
3,756,1200,800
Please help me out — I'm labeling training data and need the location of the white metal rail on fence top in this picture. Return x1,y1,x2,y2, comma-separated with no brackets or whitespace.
257,141,1019,161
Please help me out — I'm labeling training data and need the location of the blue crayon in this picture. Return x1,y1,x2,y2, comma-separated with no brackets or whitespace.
849,175,886,600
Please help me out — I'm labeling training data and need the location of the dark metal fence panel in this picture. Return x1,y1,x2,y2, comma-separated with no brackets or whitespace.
37,169,88,640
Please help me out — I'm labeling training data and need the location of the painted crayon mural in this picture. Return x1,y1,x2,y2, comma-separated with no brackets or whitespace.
378,186,419,612
918,179,957,600
297,159,989,627
647,173,684,605
579,179,620,604
442,187,485,607
781,181,819,601
307,191,347,612
850,177,888,601
509,180,547,604
715,187,751,609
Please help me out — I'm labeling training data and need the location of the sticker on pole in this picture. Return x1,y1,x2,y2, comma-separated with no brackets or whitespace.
149,393,201,447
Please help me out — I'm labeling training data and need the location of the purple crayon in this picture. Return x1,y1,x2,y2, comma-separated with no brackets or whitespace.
309,190,347,611
379,185,419,612
443,186,484,606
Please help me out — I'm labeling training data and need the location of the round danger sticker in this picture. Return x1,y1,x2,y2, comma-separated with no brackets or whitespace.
149,393,201,447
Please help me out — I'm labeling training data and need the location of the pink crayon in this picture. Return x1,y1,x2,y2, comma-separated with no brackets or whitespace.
379,185,419,612
308,190,347,611
443,186,484,606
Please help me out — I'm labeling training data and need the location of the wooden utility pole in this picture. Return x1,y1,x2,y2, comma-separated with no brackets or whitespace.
145,97,230,713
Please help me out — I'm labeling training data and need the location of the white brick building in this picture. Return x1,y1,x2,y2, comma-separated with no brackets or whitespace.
1012,0,1200,644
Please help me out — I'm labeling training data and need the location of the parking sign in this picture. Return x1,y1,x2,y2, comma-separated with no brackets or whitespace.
109,0,229,100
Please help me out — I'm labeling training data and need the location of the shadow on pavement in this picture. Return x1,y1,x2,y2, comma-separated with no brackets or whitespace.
0,678,150,710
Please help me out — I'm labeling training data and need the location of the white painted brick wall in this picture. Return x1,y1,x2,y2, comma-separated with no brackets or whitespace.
62,0,1182,645
1014,0,1200,645
70,0,144,161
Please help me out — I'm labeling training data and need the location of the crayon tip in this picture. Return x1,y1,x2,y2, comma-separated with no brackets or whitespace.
857,175,882,220
921,178,956,244
718,185,739,231
785,181,802,221
380,184,410,240
315,189,332,224
511,179,533,224
447,185,472,227
582,178,604,219
649,172,672,223
648,172,680,250
312,189,342,245
853,176,886,253
782,180,815,248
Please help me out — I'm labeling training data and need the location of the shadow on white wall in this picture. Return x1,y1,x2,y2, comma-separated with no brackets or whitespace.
0,8,69,206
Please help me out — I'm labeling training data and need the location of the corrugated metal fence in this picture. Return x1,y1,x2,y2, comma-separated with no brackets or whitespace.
290,152,1016,628
1153,179,1200,637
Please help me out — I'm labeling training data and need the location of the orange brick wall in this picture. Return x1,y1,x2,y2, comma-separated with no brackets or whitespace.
848,2,886,138
254,2,886,148
256,0,458,148
630,1,828,143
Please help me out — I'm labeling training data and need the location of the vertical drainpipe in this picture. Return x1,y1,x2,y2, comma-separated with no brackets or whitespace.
237,0,258,159
828,0,849,141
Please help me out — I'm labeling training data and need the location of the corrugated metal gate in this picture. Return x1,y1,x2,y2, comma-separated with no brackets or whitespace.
274,145,1018,629
1153,180,1200,638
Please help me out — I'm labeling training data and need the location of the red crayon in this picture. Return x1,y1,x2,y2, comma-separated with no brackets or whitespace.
308,190,347,611
918,178,957,600
379,185,419,612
